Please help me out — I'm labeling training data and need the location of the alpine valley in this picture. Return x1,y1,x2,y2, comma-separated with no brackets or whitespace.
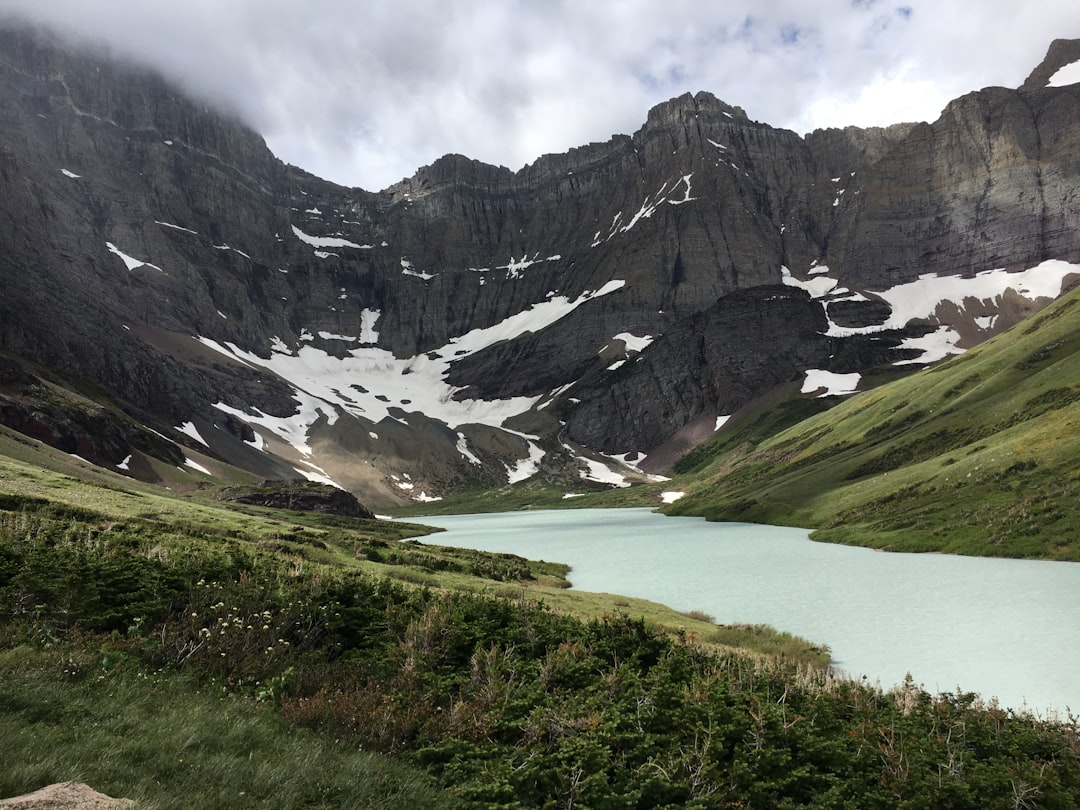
6,20,1080,809
2,23,1080,523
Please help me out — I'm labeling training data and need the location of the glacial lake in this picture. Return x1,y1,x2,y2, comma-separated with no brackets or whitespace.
411,508,1079,715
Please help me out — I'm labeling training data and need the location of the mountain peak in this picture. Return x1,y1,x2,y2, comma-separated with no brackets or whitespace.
1020,38,1080,91
643,91,747,130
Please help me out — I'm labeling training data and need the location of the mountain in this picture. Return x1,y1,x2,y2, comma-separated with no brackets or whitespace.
1,23,1080,507
664,280,1080,560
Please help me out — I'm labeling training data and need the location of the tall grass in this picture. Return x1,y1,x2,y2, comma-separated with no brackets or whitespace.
0,645,455,809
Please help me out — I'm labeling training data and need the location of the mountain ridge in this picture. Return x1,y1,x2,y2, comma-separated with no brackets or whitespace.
1,22,1079,507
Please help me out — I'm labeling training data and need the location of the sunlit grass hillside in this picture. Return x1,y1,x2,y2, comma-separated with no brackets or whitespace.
666,283,1080,560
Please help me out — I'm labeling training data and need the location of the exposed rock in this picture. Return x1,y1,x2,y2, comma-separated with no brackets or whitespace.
1020,38,1080,91
0,782,135,809
219,480,374,518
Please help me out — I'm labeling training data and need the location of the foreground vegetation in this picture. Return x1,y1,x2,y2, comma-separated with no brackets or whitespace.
2,490,1078,807
665,285,1080,560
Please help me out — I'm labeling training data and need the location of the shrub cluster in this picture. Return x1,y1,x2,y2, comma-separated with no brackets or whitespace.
2,508,1078,807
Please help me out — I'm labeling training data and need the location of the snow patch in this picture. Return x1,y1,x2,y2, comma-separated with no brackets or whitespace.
155,220,198,235
612,332,654,353
116,455,131,471
317,331,357,342
715,414,731,432
401,258,435,280
1048,59,1080,87
175,421,208,446
359,309,381,343
184,457,211,475
781,265,837,298
660,491,686,504
60,168,80,178
801,370,861,397
505,439,545,484
666,174,697,206
106,242,163,273
576,455,631,488
291,224,369,249
197,280,625,443
456,433,482,465
293,461,341,488
893,326,964,366
826,261,1079,338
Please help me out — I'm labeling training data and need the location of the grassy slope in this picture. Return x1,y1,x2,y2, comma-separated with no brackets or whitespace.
0,645,452,810
665,285,1080,560
0,424,826,663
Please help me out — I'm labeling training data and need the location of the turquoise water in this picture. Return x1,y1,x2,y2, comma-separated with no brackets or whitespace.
411,508,1080,715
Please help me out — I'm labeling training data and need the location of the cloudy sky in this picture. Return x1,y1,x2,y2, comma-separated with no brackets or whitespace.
1,0,1077,190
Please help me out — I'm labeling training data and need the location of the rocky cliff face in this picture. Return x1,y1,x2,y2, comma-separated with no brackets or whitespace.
1,23,1079,505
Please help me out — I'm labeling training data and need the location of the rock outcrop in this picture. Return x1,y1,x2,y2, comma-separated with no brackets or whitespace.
219,480,374,518
0,782,135,809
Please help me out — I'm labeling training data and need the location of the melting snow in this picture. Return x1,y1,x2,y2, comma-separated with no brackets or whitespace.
715,414,731,432
456,433,482,465
893,326,963,366
198,280,626,452
613,332,654,353
538,381,576,410
1048,59,1080,87
155,220,197,235
117,454,131,471
706,138,727,150
974,315,997,330
607,360,626,371
359,309,381,344
212,389,337,459
291,224,369,250
106,242,163,273
825,260,1080,338
60,168,80,178
505,434,545,483
781,265,838,298
595,175,696,245
401,258,435,280
293,461,341,488
666,174,697,206
184,457,211,475
214,244,253,260
317,331,356,342
660,491,686,504
575,454,631,488
176,421,208,446
801,370,861,397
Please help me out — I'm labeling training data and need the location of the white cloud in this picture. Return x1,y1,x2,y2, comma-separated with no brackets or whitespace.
1,0,1077,190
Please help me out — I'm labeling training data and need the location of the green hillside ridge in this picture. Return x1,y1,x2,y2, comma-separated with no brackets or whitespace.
665,283,1080,560
2,454,1077,806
